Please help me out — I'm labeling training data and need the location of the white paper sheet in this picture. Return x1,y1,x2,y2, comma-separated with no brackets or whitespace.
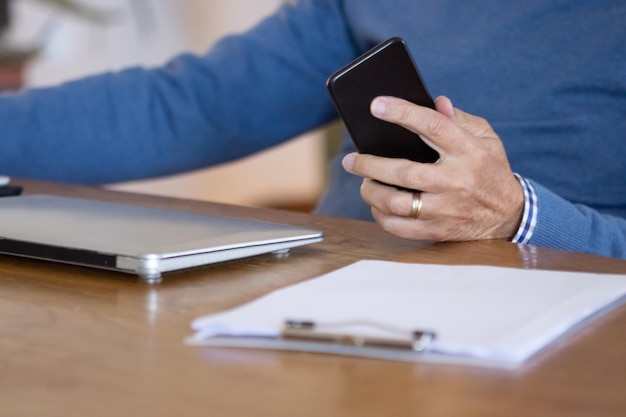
188,260,626,368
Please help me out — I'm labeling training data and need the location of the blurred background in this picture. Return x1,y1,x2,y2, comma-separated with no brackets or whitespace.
0,0,333,211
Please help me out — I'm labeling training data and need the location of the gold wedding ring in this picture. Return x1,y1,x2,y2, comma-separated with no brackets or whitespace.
409,192,423,219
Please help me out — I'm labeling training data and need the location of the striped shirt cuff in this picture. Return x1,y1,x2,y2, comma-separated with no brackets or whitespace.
511,174,537,244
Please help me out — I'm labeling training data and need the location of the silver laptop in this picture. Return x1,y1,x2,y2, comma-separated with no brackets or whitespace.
0,195,323,283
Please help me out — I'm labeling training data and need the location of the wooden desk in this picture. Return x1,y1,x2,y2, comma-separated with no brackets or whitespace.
1,179,625,417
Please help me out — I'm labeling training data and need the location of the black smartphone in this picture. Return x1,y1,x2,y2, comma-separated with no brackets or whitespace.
326,37,439,163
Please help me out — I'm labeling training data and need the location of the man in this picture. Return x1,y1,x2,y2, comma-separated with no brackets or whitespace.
1,1,625,258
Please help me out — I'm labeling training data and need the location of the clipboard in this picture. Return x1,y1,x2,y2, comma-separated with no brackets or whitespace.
187,260,626,369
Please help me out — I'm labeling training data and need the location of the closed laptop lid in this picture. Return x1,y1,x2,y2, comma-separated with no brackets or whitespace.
0,195,323,282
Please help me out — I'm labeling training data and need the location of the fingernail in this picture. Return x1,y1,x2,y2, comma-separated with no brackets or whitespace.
371,97,388,116
342,153,355,171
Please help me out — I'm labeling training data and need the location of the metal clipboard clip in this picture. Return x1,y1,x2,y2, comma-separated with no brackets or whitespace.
282,319,436,352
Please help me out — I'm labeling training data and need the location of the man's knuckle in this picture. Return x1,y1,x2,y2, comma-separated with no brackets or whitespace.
394,105,413,123
426,116,448,138
384,193,402,214
397,166,419,188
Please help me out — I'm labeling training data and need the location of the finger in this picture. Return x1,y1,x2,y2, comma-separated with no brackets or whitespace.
434,95,495,139
370,96,470,155
360,178,431,220
434,95,456,120
370,207,439,241
345,153,438,192
370,192,465,242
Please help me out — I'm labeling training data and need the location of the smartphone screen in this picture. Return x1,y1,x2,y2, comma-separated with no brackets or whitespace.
326,37,439,163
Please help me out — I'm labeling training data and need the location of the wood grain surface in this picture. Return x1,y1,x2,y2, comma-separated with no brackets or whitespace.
1,178,625,417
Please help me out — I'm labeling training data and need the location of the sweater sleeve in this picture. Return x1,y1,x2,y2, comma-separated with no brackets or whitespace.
528,180,626,260
0,0,357,184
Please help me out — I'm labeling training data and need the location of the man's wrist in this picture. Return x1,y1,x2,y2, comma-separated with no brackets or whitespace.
511,174,537,244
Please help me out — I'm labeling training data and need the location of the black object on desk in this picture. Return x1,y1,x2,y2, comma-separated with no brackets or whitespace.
0,184,22,197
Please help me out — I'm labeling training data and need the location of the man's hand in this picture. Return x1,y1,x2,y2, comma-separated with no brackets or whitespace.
341,95,524,242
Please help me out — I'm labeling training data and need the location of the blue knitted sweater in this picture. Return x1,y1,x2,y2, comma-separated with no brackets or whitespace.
2,0,626,259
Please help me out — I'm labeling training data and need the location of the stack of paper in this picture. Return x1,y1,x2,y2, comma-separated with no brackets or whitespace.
187,260,626,369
